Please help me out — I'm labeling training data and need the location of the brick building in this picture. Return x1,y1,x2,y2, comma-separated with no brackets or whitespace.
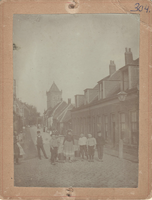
71,48,139,153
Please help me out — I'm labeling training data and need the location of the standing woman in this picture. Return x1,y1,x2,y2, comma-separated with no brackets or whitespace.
14,131,20,164
63,130,74,163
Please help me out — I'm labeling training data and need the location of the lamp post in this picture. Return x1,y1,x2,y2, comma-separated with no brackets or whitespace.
117,91,127,159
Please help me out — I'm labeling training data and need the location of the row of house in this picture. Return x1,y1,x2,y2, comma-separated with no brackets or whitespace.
13,79,40,133
71,48,139,152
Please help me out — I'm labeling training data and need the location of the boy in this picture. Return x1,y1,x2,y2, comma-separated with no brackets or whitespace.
36,131,48,160
78,133,88,161
87,134,96,162
50,134,59,165
96,132,105,161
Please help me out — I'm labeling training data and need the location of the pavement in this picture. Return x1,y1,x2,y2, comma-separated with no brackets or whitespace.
14,126,138,188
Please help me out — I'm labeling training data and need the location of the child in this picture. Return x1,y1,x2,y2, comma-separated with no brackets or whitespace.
87,134,96,162
50,134,59,165
96,132,105,162
78,133,88,161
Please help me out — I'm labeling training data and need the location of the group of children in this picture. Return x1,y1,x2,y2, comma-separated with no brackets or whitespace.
36,130,105,165
77,132,105,162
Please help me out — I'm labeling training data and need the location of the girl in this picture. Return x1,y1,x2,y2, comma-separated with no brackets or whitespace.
63,130,74,163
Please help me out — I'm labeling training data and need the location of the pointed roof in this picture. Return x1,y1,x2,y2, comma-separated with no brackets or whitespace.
49,82,60,92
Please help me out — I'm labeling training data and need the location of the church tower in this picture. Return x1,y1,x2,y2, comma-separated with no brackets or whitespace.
46,82,62,109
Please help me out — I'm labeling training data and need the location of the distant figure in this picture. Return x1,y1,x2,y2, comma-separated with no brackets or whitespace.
63,130,74,163
96,132,105,162
78,133,88,161
43,126,45,132
57,136,65,162
49,134,59,165
87,134,96,162
14,131,20,164
35,131,48,160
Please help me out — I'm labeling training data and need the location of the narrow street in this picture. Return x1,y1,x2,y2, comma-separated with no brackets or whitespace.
14,127,138,188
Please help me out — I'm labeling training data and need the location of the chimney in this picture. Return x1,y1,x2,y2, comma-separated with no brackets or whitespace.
109,60,116,76
125,48,133,65
68,98,71,105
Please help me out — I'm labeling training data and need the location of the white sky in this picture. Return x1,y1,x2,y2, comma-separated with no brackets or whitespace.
13,14,140,114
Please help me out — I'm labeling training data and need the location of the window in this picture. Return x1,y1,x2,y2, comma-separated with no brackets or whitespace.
104,115,108,139
131,111,137,132
130,110,138,145
120,113,125,132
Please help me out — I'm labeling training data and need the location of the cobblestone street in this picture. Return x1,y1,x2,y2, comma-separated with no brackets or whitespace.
14,127,138,188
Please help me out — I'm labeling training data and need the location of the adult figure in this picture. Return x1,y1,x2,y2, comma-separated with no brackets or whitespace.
35,131,48,160
63,130,74,162
96,132,105,161
87,134,96,162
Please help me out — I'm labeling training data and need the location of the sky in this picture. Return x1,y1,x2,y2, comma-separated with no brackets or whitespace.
13,14,140,114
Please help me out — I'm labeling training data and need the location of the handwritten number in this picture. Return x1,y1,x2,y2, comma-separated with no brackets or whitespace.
138,5,143,12
130,3,150,13
135,3,140,11
144,5,149,13
130,3,139,12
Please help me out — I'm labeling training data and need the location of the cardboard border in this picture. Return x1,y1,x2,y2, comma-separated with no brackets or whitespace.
0,0,151,199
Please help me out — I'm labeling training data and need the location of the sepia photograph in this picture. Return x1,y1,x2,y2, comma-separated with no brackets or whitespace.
13,14,140,188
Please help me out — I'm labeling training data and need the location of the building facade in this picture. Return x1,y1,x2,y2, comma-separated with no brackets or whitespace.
71,48,139,151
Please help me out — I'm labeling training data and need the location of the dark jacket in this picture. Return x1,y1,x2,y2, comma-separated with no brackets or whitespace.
37,136,43,146
63,134,74,144
96,136,105,146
